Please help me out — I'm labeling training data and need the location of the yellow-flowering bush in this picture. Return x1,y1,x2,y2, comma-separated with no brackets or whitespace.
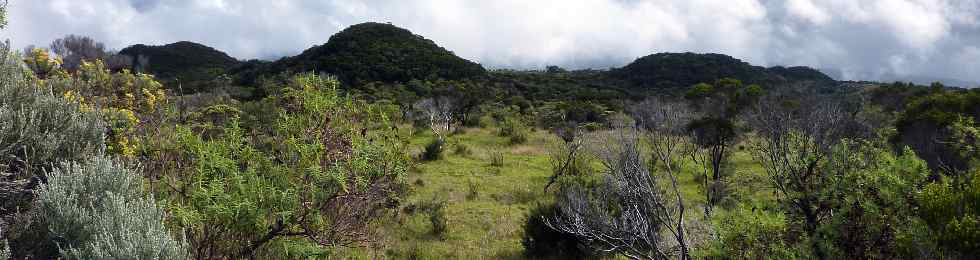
44,60,168,157
23,48,62,80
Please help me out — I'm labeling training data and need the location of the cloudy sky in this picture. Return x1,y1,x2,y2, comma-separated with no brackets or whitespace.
3,0,980,85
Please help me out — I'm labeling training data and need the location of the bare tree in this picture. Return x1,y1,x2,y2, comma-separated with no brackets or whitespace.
50,35,109,71
746,95,860,259
548,100,694,260
545,126,586,191
412,96,457,140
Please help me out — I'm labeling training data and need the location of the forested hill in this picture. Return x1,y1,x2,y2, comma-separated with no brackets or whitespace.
241,22,487,85
119,41,241,93
118,23,835,99
612,52,834,89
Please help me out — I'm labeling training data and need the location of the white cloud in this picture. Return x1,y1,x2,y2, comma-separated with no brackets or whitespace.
2,0,980,83
786,0,830,25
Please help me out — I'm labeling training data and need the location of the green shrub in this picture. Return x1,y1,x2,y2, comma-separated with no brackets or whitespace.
499,117,529,145
0,49,105,177
0,228,8,260
489,148,505,167
919,169,980,257
466,179,479,200
147,73,410,258
422,138,445,161
704,205,799,259
0,44,107,258
521,203,588,259
477,114,495,128
35,156,187,259
420,196,449,239
453,143,472,156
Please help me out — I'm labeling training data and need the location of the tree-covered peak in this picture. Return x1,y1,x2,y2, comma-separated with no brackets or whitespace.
269,22,486,84
612,52,833,89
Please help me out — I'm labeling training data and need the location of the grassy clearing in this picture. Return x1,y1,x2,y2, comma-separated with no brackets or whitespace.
379,127,556,259
363,127,777,259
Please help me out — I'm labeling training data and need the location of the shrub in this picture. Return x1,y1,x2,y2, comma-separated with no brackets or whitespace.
477,114,495,128
0,49,105,177
422,138,445,161
0,228,8,260
704,205,799,259
521,203,587,259
466,179,479,200
499,116,529,145
421,196,449,239
489,148,505,167
148,74,410,258
453,143,472,156
35,156,187,259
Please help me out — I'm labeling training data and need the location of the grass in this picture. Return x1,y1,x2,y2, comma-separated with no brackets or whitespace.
347,126,780,259
380,127,556,259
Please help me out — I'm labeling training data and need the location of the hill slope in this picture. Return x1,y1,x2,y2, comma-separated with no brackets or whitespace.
611,52,834,89
259,22,486,85
120,41,240,92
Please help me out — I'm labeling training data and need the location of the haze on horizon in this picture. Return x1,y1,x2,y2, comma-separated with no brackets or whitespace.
3,0,979,85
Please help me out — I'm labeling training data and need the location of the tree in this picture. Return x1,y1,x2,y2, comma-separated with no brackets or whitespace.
917,116,980,257
412,96,457,140
682,78,762,216
49,35,108,71
747,95,873,259
894,89,980,175
548,101,694,260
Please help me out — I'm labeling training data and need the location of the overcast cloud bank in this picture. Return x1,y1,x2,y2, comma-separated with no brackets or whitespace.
3,0,979,84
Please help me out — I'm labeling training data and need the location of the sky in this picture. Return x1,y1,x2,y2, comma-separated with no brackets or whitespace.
3,0,980,85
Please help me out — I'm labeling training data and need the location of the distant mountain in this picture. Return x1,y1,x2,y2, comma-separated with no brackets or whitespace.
120,41,240,93
247,22,486,85
611,52,834,89
879,73,979,89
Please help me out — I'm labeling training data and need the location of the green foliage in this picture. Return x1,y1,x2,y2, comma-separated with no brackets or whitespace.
499,116,529,145
44,59,168,157
0,1,6,29
614,52,831,90
257,22,485,85
894,89,980,171
919,169,980,256
453,143,472,157
685,82,714,99
489,148,505,167
521,203,587,259
0,48,106,178
36,156,187,259
419,195,449,239
465,178,479,200
0,238,7,260
819,144,930,259
148,73,408,258
119,41,240,93
422,138,445,161
705,205,799,259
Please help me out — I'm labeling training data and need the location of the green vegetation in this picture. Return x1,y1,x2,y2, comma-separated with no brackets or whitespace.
249,22,486,86
37,157,187,259
119,41,241,94
4,13,980,260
